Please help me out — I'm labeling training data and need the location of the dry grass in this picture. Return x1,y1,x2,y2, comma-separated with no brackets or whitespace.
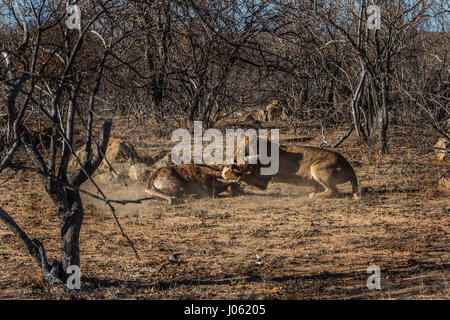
0,119,448,299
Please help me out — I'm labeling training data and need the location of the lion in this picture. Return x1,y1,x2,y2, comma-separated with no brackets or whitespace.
265,100,287,121
224,137,359,199
254,101,288,122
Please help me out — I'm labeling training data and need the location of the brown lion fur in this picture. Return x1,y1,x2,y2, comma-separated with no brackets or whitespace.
229,136,359,199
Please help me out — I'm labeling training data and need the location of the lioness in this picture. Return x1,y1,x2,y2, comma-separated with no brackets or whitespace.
224,139,359,199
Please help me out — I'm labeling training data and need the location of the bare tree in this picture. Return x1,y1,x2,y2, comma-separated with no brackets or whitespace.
0,0,133,283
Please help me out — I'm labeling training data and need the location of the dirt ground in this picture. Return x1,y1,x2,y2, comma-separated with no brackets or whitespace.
0,119,448,299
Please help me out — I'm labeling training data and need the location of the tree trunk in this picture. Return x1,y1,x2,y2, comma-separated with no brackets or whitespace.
351,69,367,144
375,108,388,153
59,189,84,276
377,77,389,154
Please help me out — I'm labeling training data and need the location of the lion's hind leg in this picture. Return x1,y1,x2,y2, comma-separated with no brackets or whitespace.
309,163,339,199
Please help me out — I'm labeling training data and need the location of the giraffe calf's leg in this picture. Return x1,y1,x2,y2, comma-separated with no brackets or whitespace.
145,188,176,204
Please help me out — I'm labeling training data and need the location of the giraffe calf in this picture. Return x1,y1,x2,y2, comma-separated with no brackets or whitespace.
145,164,242,204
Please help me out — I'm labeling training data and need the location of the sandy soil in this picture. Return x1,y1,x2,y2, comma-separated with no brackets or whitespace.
0,120,448,299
